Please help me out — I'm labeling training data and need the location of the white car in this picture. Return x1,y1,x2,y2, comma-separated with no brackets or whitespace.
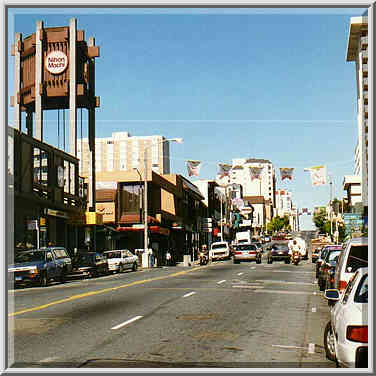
334,237,368,293
209,241,230,261
324,267,368,368
103,249,138,273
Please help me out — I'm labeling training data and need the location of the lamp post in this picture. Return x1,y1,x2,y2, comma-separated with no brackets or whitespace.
143,138,183,255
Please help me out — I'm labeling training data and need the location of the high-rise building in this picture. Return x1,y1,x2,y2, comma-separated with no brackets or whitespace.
77,132,171,178
229,158,276,207
275,189,293,217
346,16,368,213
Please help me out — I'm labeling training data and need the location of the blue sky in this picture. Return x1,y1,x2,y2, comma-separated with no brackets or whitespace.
7,7,368,230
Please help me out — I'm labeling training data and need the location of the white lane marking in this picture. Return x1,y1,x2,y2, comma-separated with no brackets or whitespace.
237,272,243,276
271,271,312,274
256,280,315,285
111,315,143,330
183,291,196,298
255,289,311,295
217,280,226,284
308,343,315,354
233,285,264,289
312,307,317,313
272,345,306,350
251,266,256,270
39,356,60,363
313,292,317,295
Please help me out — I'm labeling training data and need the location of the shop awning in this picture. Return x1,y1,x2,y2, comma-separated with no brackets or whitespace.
116,225,170,236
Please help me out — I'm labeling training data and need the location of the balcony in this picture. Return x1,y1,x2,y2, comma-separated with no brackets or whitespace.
362,50,368,60
363,77,368,87
364,105,368,114
364,92,368,100
362,64,368,73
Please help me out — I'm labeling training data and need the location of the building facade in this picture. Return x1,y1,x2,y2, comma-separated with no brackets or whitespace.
275,189,293,217
346,16,369,214
78,132,171,177
229,158,276,208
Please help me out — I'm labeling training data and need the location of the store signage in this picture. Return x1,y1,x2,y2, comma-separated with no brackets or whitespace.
47,209,68,219
45,51,68,74
96,202,115,222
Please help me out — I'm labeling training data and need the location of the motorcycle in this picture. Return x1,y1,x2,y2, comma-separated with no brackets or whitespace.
292,251,301,266
199,252,209,265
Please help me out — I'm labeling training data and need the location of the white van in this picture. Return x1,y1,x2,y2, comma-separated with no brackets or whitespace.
334,237,368,292
209,241,230,261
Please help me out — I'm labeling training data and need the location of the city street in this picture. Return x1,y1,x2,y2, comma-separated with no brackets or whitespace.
9,249,335,369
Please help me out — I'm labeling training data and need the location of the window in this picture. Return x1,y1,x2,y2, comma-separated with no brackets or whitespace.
33,147,49,186
346,245,368,272
354,274,368,303
342,272,358,305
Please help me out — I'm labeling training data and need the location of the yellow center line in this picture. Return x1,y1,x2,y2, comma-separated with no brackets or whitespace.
8,267,202,317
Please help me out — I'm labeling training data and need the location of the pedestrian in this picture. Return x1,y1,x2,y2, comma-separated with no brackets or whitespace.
166,251,171,266
150,249,155,267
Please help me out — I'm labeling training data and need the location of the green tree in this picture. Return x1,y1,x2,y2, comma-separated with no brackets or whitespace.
313,208,328,234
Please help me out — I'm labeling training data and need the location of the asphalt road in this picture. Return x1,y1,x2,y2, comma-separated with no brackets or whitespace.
8,247,336,369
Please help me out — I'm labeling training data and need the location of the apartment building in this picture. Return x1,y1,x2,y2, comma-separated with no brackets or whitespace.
77,132,171,178
229,158,276,207
346,16,369,214
275,189,293,217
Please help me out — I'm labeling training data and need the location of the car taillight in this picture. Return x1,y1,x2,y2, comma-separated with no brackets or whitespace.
346,326,368,343
249,251,256,254
339,280,347,291
235,251,242,255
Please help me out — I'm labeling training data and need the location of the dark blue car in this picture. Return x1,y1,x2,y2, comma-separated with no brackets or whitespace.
8,247,72,287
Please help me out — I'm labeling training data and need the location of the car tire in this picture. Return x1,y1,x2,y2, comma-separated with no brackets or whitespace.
132,262,138,272
256,257,261,264
324,321,337,362
319,278,325,291
119,264,124,273
40,272,49,287
233,259,240,264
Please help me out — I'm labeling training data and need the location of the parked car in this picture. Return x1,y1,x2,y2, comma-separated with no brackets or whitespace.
317,248,343,291
8,247,72,287
233,243,262,264
316,245,342,278
311,246,322,263
267,242,290,264
72,252,109,278
324,267,368,367
103,249,138,273
334,237,368,293
209,241,230,261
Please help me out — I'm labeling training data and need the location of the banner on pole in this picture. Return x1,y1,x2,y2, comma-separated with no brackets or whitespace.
280,167,294,181
186,160,201,177
304,165,327,186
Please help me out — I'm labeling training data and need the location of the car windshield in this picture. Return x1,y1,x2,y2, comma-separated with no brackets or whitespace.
105,251,121,259
212,244,227,249
15,251,45,263
272,244,289,251
236,244,257,251
326,250,342,262
354,274,368,303
76,254,95,266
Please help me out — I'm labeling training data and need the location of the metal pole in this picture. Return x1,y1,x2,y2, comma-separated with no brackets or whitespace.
220,195,223,241
329,174,333,237
144,150,148,253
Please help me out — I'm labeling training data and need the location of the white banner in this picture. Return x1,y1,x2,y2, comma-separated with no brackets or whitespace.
305,165,327,186
186,160,201,177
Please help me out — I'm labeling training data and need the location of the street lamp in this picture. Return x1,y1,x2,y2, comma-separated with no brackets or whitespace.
143,138,183,255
